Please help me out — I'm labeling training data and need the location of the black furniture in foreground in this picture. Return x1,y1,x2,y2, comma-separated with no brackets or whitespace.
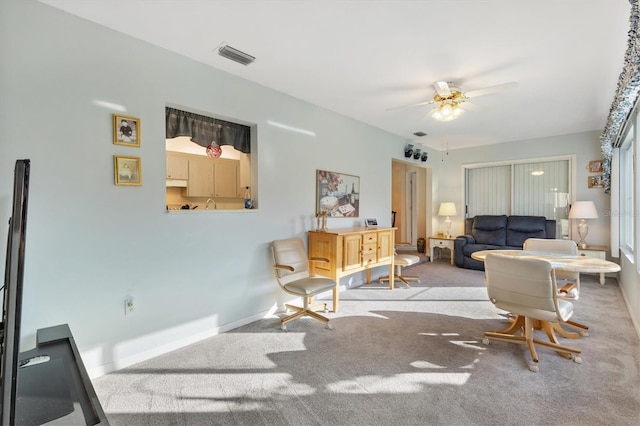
16,324,108,425
454,215,556,270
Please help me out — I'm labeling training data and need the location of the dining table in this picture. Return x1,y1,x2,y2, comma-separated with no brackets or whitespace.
471,249,621,352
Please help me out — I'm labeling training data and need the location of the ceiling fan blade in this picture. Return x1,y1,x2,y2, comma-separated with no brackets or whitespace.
464,82,519,98
457,100,484,112
433,81,451,97
386,99,436,111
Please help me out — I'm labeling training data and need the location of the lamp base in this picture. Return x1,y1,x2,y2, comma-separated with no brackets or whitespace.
444,217,452,239
577,219,589,250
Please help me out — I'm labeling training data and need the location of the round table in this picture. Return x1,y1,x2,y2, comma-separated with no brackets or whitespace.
471,249,621,275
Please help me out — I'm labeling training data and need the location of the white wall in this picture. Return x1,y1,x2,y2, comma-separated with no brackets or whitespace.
431,130,611,249
0,1,408,376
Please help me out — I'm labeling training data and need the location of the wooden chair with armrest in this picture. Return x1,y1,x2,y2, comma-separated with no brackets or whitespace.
271,238,336,331
523,238,588,337
482,253,582,372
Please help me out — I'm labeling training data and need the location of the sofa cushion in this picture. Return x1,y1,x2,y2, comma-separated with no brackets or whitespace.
461,244,505,257
506,216,547,247
471,215,507,246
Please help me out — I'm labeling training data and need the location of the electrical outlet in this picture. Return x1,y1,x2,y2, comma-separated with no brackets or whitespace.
124,297,134,315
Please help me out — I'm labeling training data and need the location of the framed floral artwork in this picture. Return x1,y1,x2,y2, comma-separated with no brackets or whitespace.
114,155,142,186
113,114,140,147
316,170,359,217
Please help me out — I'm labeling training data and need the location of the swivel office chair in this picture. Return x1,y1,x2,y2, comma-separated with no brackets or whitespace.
523,238,588,337
271,238,336,331
482,253,582,372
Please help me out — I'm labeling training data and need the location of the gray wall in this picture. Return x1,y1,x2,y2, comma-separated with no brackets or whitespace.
0,1,407,375
430,130,611,249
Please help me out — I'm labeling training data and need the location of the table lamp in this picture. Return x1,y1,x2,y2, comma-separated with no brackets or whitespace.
568,201,598,249
438,202,457,238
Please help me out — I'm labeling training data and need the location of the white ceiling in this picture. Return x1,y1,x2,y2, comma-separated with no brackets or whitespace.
41,0,630,151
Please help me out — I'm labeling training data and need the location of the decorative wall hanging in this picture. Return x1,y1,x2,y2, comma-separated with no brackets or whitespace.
588,175,605,188
113,114,140,147
114,155,142,186
316,170,359,217
588,160,604,173
600,0,639,194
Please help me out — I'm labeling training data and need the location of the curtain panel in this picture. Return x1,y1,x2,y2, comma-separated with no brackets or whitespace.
165,107,250,153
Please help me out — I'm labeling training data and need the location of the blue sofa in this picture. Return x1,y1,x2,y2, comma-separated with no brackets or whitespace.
454,215,556,270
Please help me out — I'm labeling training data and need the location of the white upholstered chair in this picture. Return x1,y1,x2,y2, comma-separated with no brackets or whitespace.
271,238,336,331
380,253,420,288
523,238,588,337
482,253,582,372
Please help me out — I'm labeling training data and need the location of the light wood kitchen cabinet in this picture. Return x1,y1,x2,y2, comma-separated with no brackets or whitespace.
213,159,239,198
166,152,189,180
308,227,396,312
184,156,241,198
186,156,214,197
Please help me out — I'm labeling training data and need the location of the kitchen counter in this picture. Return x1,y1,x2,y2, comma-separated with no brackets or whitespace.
166,208,257,214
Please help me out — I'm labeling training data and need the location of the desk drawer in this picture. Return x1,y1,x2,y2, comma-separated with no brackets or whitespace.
363,232,377,244
362,252,377,265
362,242,377,261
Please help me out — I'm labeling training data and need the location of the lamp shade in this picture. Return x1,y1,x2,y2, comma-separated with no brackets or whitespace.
568,201,598,219
438,202,457,216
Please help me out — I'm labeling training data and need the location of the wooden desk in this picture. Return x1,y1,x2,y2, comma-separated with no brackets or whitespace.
308,227,395,312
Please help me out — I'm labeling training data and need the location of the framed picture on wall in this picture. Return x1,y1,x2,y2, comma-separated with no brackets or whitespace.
113,114,140,147
588,175,604,188
114,155,142,186
588,160,603,173
316,170,360,217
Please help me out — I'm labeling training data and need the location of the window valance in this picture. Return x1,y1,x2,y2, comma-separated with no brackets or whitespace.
165,107,250,153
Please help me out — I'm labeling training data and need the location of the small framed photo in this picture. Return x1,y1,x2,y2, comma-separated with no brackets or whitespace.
114,155,141,186
588,175,604,188
113,114,140,147
588,160,603,173
365,218,378,228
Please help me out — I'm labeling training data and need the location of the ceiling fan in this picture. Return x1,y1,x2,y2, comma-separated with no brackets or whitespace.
388,81,519,122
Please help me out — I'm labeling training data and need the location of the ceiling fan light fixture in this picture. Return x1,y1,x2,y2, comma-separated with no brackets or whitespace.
432,103,464,122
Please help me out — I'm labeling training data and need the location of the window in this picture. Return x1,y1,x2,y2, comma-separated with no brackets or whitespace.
620,126,634,252
164,106,256,211
465,157,572,239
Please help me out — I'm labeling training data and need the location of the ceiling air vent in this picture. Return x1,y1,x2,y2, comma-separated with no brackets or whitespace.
218,44,255,66
413,131,427,137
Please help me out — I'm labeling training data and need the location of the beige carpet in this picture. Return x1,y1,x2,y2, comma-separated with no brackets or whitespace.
93,260,640,425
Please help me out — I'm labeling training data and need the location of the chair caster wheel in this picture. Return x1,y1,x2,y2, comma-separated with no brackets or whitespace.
529,364,539,373
574,356,582,364
482,338,490,345
580,330,589,337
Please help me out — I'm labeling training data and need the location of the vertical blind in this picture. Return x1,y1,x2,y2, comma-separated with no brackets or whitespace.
466,165,510,217
465,159,570,237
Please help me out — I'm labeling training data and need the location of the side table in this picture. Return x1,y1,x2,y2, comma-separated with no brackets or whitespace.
429,236,456,265
577,245,608,285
